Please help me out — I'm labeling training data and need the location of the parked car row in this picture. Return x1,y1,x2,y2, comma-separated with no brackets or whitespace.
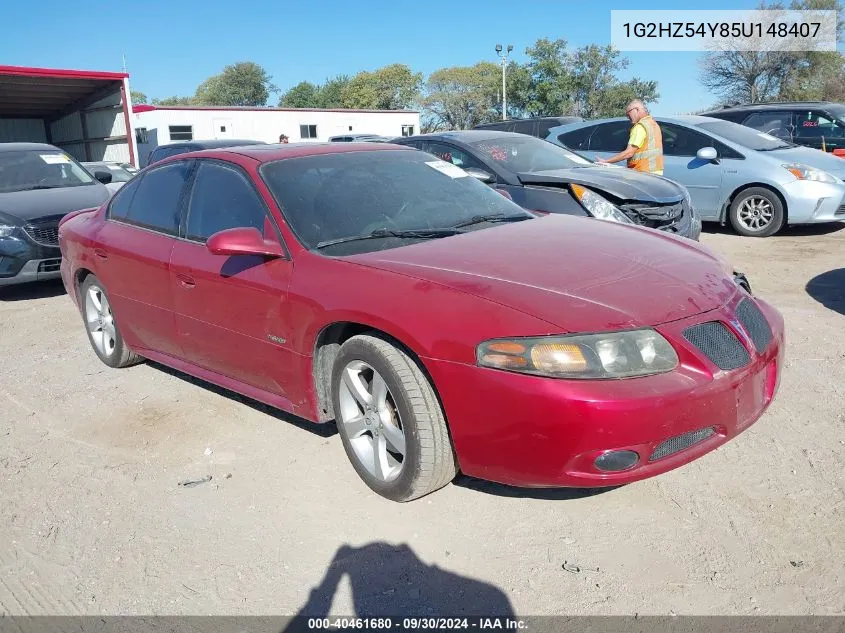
547,116,845,237
54,140,784,502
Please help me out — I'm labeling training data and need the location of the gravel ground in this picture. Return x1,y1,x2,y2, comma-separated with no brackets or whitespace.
1,223,843,617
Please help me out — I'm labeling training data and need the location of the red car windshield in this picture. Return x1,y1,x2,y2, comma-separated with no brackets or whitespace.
259,149,531,254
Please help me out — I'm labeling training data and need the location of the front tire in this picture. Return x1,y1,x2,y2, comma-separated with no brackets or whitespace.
729,187,785,237
80,275,142,369
331,334,457,502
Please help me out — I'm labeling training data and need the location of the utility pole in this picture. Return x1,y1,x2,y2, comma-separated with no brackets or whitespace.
495,44,513,121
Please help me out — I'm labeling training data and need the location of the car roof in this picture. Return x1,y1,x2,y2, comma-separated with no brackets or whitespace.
701,101,840,113
168,141,415,163
154,139,265,150
401,130,535,143
0,142,62,152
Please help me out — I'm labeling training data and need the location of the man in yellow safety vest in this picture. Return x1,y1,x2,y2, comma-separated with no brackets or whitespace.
597,99,664,175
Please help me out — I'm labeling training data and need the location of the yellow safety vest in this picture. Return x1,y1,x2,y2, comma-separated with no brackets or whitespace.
628,116,664,175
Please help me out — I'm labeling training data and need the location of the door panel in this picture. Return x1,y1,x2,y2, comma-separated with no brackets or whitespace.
95,162,193,357
95,222,180,357
170,160,295,395
170,243,294,394
658,123,725,219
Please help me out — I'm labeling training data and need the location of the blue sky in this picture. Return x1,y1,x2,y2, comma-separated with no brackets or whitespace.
0,0,795,115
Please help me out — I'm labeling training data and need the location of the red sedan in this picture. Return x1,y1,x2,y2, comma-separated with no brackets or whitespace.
58,143,784,502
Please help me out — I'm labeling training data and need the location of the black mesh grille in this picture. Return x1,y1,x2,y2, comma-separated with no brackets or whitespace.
650,426,717,461
683,321,750,370
24,224,59,247
735,298,772,353
37,258,61,273
836,205,845,216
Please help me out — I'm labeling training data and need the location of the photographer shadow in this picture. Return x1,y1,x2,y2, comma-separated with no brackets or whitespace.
284,542,515,631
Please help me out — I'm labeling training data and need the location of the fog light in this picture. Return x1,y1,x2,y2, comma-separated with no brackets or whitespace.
594,450,639,472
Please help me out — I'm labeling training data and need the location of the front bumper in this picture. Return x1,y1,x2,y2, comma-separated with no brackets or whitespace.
424,291,784,488
781,179,845,224
0,234,62,287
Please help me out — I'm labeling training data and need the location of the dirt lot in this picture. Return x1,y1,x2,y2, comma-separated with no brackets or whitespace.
1,223,843,618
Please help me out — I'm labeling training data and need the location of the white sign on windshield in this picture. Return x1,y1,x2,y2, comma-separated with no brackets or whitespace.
565,152,592,165
40,154,71,164
757,132,780,142
425,160,468,178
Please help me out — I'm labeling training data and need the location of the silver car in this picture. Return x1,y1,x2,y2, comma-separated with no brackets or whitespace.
548,115,845,237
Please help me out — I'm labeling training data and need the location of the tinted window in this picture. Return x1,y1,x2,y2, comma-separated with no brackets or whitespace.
660,123,722,156
588,121,630,151
259,150,531,254
538,119,564,138
741,112,793,139
185,161,272,242
468,134,593,172
513,120,535,135
706,110,749,124
557,125,595,150
118,161,192,234
107,176,142,221
794,110,845,138
149,145,193,165
423,142,487,171
696,120,792,150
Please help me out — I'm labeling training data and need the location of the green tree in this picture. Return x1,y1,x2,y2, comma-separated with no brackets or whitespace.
130,90,148,105
279,81,321,107
422,62,501,131
317,74,351,108
341,64,422,110
152,95,195,106
194,61,278,106
507,39,658,118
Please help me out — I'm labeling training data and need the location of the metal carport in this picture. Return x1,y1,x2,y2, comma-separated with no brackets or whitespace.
0,65,137,166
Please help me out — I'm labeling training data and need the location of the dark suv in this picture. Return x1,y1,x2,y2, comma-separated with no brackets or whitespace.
473,116,583,139
700,102,845,154
144,139,265,167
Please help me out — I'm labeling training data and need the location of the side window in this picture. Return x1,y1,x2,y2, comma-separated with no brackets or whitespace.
513,120,535,136
120,161,193,234
741,112,793,139
537,119,561,138
423,142,486,171
557,125,596,150
107,176,143,221
794,110,845,138
185,161,273,243
589,122,631,151
660,123,718,157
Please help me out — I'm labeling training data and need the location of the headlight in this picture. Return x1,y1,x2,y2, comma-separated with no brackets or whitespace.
0,224,15,238
570,184,634,224
782,163,838,183
476,328,678,379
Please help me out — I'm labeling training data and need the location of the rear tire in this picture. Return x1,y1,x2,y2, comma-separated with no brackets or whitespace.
80,275,143,369
331,334,457,502
729,187,784,237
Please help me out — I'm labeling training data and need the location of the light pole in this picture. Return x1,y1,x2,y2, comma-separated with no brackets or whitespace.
496,43,513,121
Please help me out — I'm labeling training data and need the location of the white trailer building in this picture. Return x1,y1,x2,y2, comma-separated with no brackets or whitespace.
132,105,421,166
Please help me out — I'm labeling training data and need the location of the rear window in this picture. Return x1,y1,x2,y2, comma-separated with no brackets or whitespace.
0,150,95,193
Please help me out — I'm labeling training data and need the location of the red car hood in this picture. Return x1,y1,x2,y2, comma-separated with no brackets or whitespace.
347,215,738,332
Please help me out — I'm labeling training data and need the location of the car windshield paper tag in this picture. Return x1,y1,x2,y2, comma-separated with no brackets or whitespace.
107,165,123,171
758,133,779,142
425,160,467,178
40,154,71,164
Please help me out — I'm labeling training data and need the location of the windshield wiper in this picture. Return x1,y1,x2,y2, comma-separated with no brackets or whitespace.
315,227,464,249
451,213,532,229
16,184,65,191
756,144,793,151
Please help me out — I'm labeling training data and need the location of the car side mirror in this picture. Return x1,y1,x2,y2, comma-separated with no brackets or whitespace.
463,167,495,183
94,170,113,184
206,227,285,258
696,147,718,161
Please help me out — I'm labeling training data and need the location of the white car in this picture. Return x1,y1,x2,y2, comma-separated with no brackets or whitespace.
81,161,137,195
